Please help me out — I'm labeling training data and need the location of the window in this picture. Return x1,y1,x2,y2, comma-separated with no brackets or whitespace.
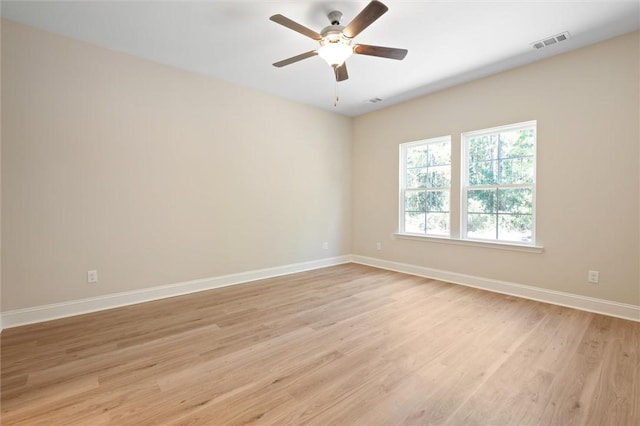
397,121,538,250
400,136,451,236
462,121,536,244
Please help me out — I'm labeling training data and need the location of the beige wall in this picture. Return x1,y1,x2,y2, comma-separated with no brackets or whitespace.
1,20,352,310
0,19,3,327
353,31,640,306
2,19,638,314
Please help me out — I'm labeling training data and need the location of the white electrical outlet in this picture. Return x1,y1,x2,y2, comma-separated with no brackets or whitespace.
376,242,382,250
322,242,329,250
587,270,599,284
88,270,98,283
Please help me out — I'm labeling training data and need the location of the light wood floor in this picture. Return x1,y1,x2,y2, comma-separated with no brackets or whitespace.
1,264,638,425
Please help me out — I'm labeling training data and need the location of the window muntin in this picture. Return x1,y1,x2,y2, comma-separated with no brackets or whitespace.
462,121,536,244
400,137,451,236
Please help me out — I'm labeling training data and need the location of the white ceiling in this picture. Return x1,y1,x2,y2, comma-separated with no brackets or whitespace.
2,1,639,116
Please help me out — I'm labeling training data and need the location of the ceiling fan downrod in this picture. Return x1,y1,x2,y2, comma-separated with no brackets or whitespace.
328,11,342,26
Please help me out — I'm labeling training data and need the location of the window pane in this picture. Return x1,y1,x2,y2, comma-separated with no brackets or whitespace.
406,168,429,188
466,213,496,240
498,214,532,243
426,213,449,235
468,160,497,185
406,146,429,168
497,131,519,159
428,141,451,167
406,166,450,188
499,129,535,159
499,157,534,184
427,165,451,188
467,189,496,214
404,190,426,212
404,212,425,233
426,190,449,212
498,188,532,214
468,136,497,162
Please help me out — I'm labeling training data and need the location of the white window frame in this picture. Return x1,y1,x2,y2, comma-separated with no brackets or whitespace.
461,120,537,245
399,136,452,237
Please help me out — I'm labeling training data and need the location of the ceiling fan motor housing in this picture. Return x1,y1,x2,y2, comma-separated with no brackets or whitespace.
320,26,350,44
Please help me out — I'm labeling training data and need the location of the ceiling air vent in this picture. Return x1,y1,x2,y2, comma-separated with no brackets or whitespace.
368,97,383,104
532,31,570,49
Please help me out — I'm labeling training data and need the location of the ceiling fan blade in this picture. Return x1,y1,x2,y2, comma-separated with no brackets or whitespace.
343,0,389,38
273,50,318,68
354,44,408,60
334,63,349,82
270,14,322,41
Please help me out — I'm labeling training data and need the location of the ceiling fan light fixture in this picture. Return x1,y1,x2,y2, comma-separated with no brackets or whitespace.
270,0,407,86
318,39,353,67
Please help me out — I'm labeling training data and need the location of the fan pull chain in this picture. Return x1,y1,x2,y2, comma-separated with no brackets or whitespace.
334,80,339,107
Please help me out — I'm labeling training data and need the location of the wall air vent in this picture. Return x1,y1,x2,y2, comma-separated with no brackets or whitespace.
532,31,570,49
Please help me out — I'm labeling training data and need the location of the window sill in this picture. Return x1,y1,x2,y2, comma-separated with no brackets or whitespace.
392,233,544,253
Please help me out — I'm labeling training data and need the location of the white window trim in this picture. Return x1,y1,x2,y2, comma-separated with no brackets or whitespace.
461,120,537,246
399,136,452,237
392,232,544,253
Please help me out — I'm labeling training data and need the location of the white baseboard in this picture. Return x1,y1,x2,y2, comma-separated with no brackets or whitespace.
3,254,638,329
1,256,352,329
352,255,640,322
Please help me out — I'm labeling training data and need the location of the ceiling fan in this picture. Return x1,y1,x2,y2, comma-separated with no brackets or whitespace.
270,0,408,82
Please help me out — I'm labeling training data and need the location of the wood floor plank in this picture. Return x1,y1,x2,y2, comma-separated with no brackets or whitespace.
1,263,638,425
583,318,640,426
541,314,614,425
